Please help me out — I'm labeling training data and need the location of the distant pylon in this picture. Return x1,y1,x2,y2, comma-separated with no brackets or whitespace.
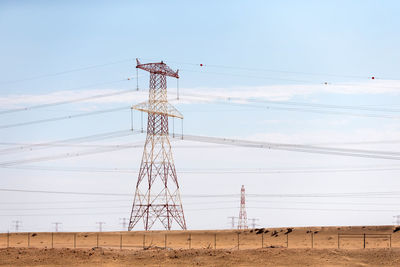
120,218,128,231
12,220,22,232
96,222,105,232
128,59,186,231
249,218,259,229
394,215,400,225
227,216,237,229
238,185,248,229
52,222,62,232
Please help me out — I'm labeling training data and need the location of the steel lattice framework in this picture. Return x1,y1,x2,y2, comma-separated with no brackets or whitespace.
238,185,248,229
128,59,186,231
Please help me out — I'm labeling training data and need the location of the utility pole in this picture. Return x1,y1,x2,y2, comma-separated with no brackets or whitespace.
227,216,237,229
96,222,105,232
393,215,400,225
249,218,259,229
238,185,248,229
12,220,22,232
52,222,62,232
119,218,128,231
129,59,186,231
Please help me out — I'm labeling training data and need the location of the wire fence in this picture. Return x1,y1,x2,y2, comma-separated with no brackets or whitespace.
0,230,397,250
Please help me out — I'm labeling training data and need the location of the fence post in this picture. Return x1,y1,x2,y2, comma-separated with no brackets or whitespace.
52,232,54,249
311,232,314,249
390,235,392,248
143,234,145,249
164,234,167,249
27,233,30,247
261,233,264,248
214,233,217,249
188,234,191,249
97,233,99,248
7,232,9,248
74,233,76,249
286,233,288,248
338,233,340,249
237,232,240,250
363,234,366,249
120,233,122,250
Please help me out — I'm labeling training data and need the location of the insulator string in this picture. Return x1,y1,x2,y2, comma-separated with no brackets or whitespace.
136,68,139,91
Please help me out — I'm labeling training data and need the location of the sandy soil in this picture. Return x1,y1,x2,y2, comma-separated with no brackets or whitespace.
1,247,400,267
1,225,399,250
1,226,399,266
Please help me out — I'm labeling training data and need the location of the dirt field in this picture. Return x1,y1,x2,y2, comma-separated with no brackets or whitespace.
1,247,400,266
1,225,399,250
1,225,400,266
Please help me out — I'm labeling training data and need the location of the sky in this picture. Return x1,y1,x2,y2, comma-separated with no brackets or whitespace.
1,0,400,232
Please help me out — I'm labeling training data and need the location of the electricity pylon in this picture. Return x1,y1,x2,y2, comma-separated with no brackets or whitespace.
249,218,259,229
238,185,248,229
393,215,400,225
128,59,186,231
227,216,237,229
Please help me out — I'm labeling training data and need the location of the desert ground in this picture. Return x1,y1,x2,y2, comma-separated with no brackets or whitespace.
0,225,399,266
1,247,400,267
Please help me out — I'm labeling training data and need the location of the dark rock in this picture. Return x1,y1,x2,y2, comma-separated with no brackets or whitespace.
284,228,293,235
256,229,264,235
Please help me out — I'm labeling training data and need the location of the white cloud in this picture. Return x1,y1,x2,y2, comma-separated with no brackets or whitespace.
1,79,400,110
179,79,400,103
243,127,400,150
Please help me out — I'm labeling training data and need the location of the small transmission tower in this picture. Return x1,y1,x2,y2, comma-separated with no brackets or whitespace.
393,215,400,225
238,185,248,229
128,59,186,231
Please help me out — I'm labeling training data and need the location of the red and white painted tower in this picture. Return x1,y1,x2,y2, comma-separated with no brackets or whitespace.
238,185,248,229
128,59,186,231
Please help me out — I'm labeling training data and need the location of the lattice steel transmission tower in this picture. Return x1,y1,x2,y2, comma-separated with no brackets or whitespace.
238,185,248,229
128,59,186,231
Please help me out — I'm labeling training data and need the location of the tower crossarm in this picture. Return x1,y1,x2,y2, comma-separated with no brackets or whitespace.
136,59,179,78
132,101,183,119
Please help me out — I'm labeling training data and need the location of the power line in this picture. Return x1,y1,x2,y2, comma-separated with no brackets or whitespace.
0,129,135,155
0,106,130,130
0,141,143,167
173,133,400,161
0,206,400,217
182,97,400,119
2,131,400,167
2,199,400,210
0,58,133,85
0,199,130,205
3,187,400,198
0,87,136,115
181,68,316,84
0,143,226,153
141,57,382,80
5,165,400,174
179,93,400,119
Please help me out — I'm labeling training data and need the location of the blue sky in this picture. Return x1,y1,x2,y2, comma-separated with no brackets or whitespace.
1,1,400,232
